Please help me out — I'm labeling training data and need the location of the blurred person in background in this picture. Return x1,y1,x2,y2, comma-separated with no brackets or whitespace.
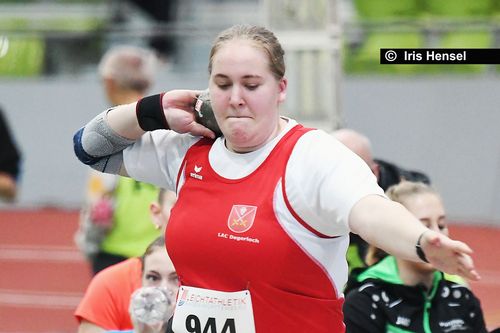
333,129,430,192
343,181,488,333
128,0,178,62
75,189,177,333
333,128,430,272
0,106,22,202
75,45,164,274
109,0,178,62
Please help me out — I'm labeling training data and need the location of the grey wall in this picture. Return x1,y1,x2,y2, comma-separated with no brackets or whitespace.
0,71,209,209
1,73,499,225
341,76,500,224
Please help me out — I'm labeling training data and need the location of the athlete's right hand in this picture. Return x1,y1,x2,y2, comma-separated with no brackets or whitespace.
162,90,216,139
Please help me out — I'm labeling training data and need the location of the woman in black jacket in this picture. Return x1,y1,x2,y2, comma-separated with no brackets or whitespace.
344,181,488,333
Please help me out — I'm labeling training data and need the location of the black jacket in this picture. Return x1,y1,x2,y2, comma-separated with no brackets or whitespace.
343,256,488,333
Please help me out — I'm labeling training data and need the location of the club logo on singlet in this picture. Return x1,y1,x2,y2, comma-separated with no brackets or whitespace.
227,205,257,233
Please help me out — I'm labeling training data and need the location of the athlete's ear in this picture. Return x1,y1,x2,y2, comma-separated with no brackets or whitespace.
278,77,287,104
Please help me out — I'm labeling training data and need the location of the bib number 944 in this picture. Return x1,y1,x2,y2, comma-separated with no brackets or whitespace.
172,286,255,333
186,315,235,333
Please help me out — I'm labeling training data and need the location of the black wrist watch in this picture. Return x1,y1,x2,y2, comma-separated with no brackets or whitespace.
416,231,429,263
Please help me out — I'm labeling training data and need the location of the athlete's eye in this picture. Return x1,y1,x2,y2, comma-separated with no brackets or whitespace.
245,84,259,91
215,82,231,90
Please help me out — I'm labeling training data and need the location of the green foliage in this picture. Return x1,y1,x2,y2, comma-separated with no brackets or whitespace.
0,36,45,77
423,0,493,18
437,31,492,73
344,32,424,74
354,0,421,20
345,0,499,75
0,17,104,32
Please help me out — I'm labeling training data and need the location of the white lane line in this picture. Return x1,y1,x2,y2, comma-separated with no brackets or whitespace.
0,245,85,262
0,289,83,309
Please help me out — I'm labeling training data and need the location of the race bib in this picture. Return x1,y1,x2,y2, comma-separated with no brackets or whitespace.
172,286,255,333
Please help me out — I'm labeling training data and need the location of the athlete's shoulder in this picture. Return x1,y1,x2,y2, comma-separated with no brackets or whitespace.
294,128,357,161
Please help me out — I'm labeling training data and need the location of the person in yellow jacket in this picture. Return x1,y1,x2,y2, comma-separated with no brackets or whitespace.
75,45,164,274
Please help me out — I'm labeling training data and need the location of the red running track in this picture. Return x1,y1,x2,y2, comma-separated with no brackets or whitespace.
0,209,91,333
0,209,499,332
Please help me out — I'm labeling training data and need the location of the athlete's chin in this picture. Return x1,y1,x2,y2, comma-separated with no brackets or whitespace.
226,132,252,148
223,129,259,152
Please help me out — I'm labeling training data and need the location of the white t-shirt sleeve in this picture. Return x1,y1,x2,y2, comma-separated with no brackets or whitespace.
285,130,385,237
122,130,199,191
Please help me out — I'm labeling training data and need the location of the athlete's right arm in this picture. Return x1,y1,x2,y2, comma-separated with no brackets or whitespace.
73,90,215,176
73,107,137,176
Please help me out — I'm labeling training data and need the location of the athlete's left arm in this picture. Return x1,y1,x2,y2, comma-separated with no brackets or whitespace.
348,195,480,281
285,130,382,237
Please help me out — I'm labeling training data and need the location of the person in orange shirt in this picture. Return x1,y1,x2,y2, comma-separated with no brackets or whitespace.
75,189,177,333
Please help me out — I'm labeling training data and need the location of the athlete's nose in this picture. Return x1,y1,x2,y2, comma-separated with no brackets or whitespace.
229,86,244,108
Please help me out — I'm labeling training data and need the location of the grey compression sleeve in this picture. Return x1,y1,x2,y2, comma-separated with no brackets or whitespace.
73,109,136,174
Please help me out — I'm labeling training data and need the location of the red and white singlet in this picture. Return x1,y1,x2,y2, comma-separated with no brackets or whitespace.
167,125,346,332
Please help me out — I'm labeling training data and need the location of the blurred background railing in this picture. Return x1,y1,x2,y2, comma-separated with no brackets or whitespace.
0,0,261,77
1,0,499,77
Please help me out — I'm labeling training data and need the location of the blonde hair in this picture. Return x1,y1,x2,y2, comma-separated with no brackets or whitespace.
208,24,285,80
98,45,158,93
385,181,439,206
365,181,439,266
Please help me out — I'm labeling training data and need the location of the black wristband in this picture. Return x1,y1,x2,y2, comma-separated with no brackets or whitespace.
416,231,429,263
136,93,169,131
